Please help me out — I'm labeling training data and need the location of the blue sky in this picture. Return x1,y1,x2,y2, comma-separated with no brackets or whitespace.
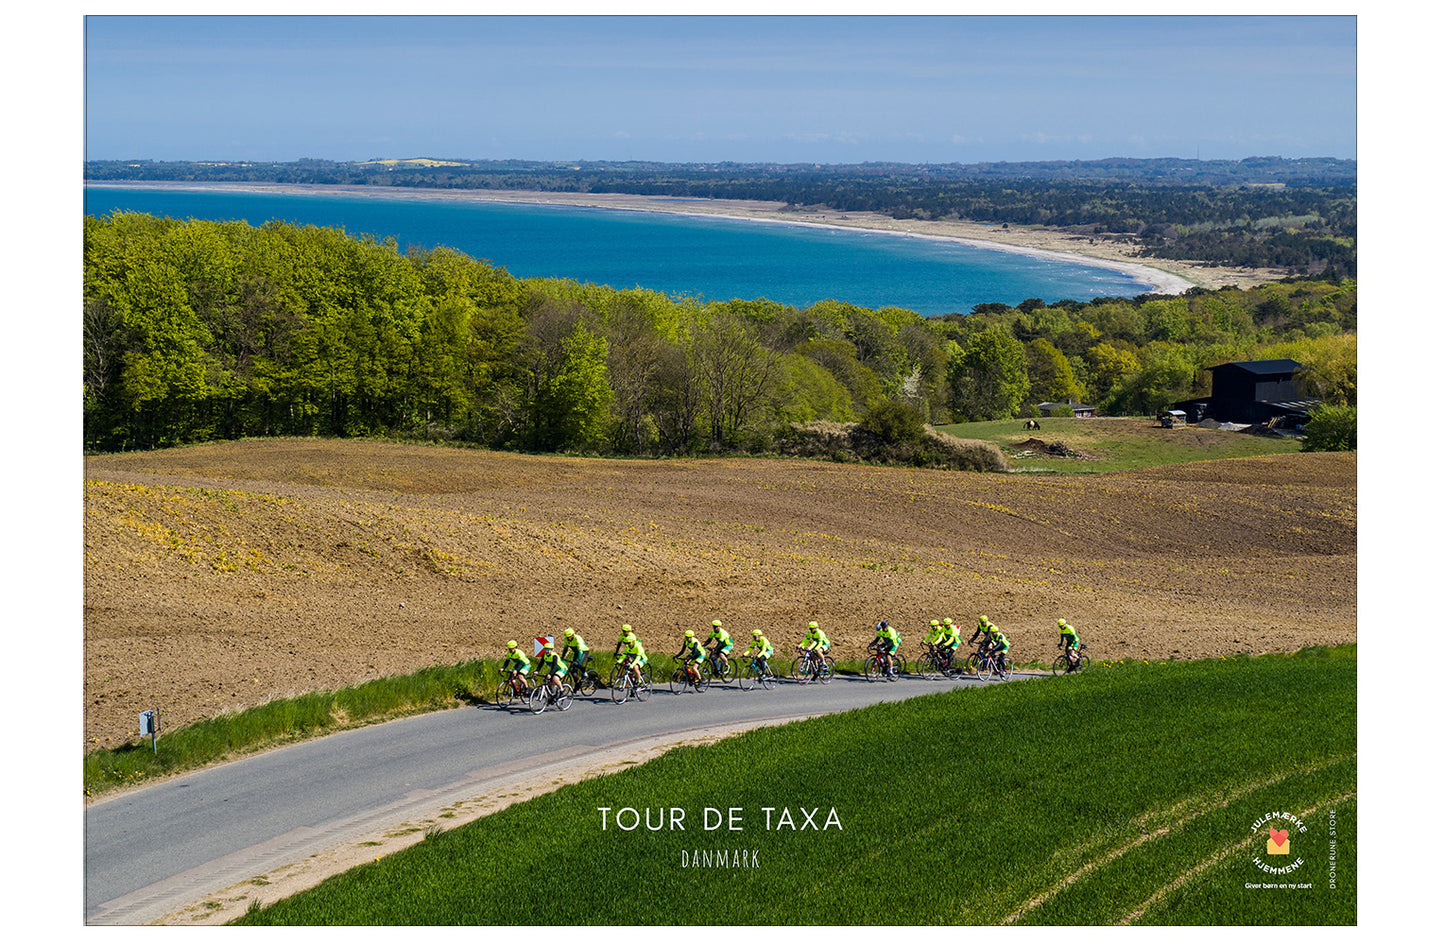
82,14,1357,164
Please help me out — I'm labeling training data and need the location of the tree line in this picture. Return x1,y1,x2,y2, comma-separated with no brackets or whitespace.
86,157,1357,277
84,212,1357,455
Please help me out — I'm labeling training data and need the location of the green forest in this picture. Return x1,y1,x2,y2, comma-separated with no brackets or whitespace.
83,211,1358,456
85,157,1358,277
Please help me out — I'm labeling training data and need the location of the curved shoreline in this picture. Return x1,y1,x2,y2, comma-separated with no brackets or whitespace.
85,180,1279,295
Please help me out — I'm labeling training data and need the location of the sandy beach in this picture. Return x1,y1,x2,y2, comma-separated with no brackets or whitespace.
86,180,1290,295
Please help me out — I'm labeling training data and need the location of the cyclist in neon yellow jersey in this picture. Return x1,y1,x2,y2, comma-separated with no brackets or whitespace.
618,628,648,686
706,619,734,663
871,619,902,678
968,615,997,653
985,623,1011,669
1057,619,1081,670
561,627,590,673
536,641,568,692
938,618,962,668
801,621,831,655
744,629,774,677
502,640,531,693
673,629,708,685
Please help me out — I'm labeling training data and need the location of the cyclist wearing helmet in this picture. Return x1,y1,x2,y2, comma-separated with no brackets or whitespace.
537,640,568,692
801,621,831,656
502,640,531,693
938,618,961,669
706,619,734,661
674,629,707,684
871,620,902,678
618,627,648,686
1057,619,1081,670
743,629,774,677
969,615,997,650
561,627,590,671
984,622,1011,669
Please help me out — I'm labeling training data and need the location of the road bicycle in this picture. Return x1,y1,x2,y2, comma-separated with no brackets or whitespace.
701,648,738,684
864,644,902,682
962,643,992,677
496,672,538,708
564,657,604,696
916,643,961,679
790,646,835,684
610,664,653,704
1051,642,1090,676
974,651,1014,680
739,655,778,691
670,661,712,694
529,679,574,713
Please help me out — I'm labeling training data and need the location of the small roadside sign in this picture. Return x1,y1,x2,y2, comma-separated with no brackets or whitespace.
139,708,159,755
534,635,552,656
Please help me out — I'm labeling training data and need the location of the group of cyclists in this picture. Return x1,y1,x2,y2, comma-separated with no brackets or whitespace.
500,615,1086,700
866,615,1081,678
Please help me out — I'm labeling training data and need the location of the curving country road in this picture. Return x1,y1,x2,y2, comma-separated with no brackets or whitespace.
85,667,1037,924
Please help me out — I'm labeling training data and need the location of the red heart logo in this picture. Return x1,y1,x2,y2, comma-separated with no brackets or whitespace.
1269,828,1289,846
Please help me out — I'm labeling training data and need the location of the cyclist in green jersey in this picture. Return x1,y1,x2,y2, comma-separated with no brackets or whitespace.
706,619,734,662
1057,618,1082,670
801,620,831,655
561,627,590,672
930,618,960,669
985,623,1011,670
871,619,902,678
618,628,648,686
744,629,774,677
673,629,707,685
502,640,532,694
968,615,997,652
536,641,569,693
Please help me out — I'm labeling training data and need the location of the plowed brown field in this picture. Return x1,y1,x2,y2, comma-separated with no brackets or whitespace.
83,440,1356,750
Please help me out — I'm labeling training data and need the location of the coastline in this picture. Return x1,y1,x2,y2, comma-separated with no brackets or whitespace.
85,180,1289,295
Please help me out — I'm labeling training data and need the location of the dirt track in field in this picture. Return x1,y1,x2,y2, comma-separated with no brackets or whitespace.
82,440,1356,750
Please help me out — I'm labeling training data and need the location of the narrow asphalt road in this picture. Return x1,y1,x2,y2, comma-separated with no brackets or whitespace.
85,666,1039,924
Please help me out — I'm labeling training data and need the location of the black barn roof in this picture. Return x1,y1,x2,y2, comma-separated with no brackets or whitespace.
1206,359,1303,376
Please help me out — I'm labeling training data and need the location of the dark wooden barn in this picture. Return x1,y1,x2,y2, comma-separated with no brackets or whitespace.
1173,358,1318,426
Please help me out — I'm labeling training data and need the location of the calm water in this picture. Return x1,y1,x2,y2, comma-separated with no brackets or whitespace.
83,186,1154,316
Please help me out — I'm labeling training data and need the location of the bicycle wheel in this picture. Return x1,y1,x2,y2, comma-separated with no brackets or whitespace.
575,668,597,697
611,675,629,704
556,684,574,711
495,681,514,708
1052,654,1069,676
695,672,711,693
529,686,548,714
865,655,884,681
790,657,807,682
818,658,835,685
636,672,652,702
670,668,690,694
1075,654,1090,673
761,661,777,690
740,662,757,691
719,658,737,683
917,654,940,680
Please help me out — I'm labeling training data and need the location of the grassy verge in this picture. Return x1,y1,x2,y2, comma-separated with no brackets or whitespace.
933,416,1302,474
84,659,504,797
235,645,1356,925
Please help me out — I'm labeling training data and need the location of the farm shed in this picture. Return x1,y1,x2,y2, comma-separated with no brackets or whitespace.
1173,359,1319,426
1037,401,1096,418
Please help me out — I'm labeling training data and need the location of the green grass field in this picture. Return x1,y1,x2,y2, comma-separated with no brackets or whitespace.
934,416,1302,474
235,646,1355,926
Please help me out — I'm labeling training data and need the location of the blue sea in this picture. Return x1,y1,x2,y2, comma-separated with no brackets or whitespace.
83,185,1156,316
